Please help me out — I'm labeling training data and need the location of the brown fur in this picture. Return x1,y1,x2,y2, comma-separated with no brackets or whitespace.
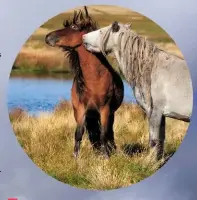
45,6,124,158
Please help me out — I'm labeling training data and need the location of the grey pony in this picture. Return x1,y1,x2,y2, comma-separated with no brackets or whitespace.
83,21,193,160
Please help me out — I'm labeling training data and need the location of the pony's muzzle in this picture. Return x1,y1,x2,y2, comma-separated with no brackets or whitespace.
82,35,92,51
82,35,87,46
82,34,86,41
45,33,60,47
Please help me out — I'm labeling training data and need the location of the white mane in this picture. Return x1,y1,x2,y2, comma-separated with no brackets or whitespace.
99,25,160,86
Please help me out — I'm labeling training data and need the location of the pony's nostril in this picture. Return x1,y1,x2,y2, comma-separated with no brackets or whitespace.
54,36,59,43
82,35,86,41
83,42,88,48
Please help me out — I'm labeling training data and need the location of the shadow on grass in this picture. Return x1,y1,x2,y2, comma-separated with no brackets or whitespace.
158,149,176,168
121,143,147,156
122,143,176,167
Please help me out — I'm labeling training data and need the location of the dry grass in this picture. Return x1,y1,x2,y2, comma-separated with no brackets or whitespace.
13,47,68,72
10,101,189,190
12,5,183,74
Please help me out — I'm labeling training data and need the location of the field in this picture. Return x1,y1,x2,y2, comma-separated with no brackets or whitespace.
11,5,183,76
10,101,189,190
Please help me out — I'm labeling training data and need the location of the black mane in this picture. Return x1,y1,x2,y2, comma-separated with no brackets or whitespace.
62,6,98,96
64,49,84,96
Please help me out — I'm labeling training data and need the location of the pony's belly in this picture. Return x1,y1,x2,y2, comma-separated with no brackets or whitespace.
154,59,193,120
163,98,192,120
162,83,192,119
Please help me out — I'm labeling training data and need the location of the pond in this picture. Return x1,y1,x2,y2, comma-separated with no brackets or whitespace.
7,76,136,115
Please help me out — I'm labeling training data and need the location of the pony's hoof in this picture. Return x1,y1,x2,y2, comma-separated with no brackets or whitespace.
73,152,78,159
103,153,110,160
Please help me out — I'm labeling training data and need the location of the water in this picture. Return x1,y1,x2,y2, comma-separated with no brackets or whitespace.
7,76,136,115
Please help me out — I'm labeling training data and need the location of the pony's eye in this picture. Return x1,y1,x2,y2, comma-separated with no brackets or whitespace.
71,25,78,30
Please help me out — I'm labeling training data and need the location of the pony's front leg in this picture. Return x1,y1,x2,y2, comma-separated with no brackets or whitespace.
148,109,165,161
73,124,85,158
100,107,110,159
73,108,85,158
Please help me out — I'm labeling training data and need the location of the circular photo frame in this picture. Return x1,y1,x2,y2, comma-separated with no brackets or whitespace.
0,1,197,200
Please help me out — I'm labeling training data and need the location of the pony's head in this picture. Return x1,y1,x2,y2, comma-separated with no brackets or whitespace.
83,21,131,54
45,6,97,51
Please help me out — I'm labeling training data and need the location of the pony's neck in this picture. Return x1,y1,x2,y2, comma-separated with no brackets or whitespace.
113,47,129,81
76,45,108,77
111,32,127,76
113,49,122,66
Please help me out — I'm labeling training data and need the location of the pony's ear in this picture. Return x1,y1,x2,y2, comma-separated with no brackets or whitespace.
84,6,89,18
63,20,69,27
125,23,132,29
112,21,120,32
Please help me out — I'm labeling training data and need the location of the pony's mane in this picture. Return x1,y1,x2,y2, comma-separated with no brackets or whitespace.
62,6,98,96
64,49,84,95
63,7,98,32
100,25,159,86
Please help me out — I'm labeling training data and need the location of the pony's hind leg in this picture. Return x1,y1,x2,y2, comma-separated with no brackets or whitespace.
100,107,111,159
148,109,165,161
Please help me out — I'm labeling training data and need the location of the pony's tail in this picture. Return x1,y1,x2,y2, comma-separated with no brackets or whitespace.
85,108,101,150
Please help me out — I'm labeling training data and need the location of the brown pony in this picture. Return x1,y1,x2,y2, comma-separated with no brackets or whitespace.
45,6,124,158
